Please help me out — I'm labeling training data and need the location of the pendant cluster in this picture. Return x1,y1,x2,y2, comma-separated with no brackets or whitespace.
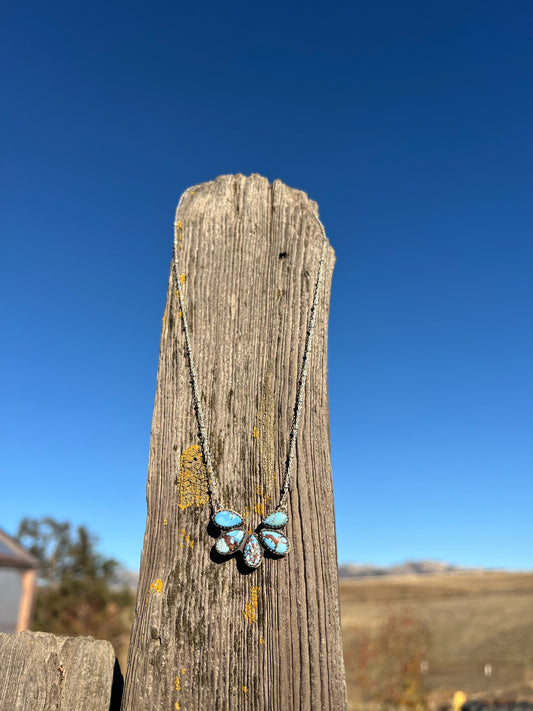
213,509,290,569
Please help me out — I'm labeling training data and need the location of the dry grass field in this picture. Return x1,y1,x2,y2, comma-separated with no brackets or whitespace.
339,571,533,710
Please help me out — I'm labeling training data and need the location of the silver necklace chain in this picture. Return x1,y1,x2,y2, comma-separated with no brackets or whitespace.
172,185,328,515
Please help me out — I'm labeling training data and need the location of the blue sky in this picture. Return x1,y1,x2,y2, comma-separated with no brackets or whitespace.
1,1,532,571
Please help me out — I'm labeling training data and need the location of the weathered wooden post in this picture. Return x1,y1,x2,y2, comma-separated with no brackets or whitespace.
122,174,347,710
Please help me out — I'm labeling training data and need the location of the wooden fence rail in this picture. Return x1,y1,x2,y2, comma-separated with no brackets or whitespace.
0,630,122,710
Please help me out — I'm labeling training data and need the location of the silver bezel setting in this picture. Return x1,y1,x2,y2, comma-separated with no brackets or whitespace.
212,509,245,530
258,529,291,556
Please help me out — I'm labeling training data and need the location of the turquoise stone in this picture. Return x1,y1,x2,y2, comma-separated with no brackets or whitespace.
259,530,289,556
213,510,243,529
215,529,245,555
263,511,288,528
243,534,263,568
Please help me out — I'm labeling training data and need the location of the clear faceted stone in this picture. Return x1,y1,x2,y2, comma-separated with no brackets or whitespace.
213,510,243,529
243,534,263,568
215,529,245,555
259,530,289,556
263,511,288,528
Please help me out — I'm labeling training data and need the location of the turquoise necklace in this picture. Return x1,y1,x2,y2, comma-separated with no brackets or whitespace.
173,186,327,569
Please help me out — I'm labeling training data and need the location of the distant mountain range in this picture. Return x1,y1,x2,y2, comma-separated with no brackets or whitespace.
114,560,523,587
338,560,473,578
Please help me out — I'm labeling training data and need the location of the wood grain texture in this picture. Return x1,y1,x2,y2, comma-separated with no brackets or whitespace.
122,174,347,711
0,631,120,711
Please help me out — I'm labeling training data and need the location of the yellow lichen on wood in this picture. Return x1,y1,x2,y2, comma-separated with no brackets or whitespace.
243,585,260,625
174,220,183,246
259,638,264,645
252,426,259,439
146,578,163,603
178,445,209,511
150,579,163,593
163,518,168,526
179,274,186,284
179,528,194,550
242,686,248,695
254,502,265,517
253,484,271,518
173,666,186,708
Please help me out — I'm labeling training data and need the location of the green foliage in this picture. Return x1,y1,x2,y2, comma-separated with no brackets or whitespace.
17,517,117,587
17,517,134,664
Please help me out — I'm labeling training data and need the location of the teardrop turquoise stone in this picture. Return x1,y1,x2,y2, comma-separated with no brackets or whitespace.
259,530,289,556
213,510,243,529
263,511,288,528
215,529,245,555
243,534,263,568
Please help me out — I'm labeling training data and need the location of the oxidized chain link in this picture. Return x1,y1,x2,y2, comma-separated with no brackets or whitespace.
172,187,222,512
172,185,327,515
278,230,327,511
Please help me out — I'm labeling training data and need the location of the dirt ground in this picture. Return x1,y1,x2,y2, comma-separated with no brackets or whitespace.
339,571,533,710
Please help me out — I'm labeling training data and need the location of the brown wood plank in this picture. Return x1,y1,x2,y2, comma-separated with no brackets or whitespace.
0,630,120,711
122,174,347,711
